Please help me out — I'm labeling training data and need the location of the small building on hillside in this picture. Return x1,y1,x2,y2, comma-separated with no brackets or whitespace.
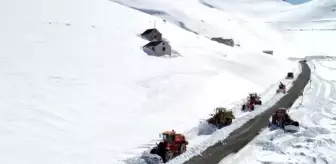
141,28,162,41
211,37,234,47
143,40,171,56
262,50,273,55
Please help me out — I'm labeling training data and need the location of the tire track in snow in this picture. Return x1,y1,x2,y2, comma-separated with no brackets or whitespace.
308,70,336,126
316,60,336,70
252,127,336,164
237,60,336,164
217,60,336,164
298,60,336,131
303,74,329,125
314,72,336,131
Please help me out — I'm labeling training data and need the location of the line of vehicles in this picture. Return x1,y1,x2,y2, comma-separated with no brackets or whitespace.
144,72,298,163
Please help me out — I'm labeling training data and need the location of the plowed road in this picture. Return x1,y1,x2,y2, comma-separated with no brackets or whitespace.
184,60,311,164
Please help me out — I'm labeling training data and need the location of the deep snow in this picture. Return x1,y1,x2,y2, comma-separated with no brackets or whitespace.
0,0,299,164
219,59,336,164
112,0,336,163
111,0,304,57
2,0,335,163
266,0,336,57
218,0,336,163
125,67,301,164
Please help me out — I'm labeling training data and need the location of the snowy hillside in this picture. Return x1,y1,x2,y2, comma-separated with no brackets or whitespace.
219,59,336,164
111,0,302,56
0,0,298,164
267,0,336,57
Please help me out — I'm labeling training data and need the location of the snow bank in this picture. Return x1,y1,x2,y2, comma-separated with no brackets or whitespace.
219,59,336,164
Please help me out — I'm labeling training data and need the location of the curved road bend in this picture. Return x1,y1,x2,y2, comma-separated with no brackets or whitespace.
183,61,311,164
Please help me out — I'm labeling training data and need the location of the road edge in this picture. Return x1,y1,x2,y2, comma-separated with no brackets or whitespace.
183,61,311,164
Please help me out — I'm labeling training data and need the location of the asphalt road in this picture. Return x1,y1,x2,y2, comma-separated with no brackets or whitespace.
183,61,311,164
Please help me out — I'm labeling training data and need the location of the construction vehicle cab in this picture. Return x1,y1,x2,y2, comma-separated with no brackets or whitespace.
161,130,187,144
215,107,226,114
160,131,176,143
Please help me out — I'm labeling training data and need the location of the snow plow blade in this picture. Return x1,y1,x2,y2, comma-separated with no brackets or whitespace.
284,124,299,132
141,152,164,164
276,88,286,94
268,108,299,132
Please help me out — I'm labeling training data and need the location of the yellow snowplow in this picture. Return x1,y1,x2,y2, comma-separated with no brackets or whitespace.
207,107,235,129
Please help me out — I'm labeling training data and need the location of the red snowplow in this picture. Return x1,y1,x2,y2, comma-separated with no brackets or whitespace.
268,108,299,132
149,130,188,163
241,93,262,111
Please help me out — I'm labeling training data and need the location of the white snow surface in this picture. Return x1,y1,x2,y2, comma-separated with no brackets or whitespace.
2,0,335,163
219,59,336,164
218,0,336,163
111,0,305,57
126,68,301,164
266,0,336,57
0,0,299,164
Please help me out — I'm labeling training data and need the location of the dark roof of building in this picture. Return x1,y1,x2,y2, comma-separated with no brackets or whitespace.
141,28,158,35
211,37,233,41
144,41,163,47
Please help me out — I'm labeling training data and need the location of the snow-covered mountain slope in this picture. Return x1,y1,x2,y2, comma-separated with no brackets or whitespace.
219,59,336,164
0,0,298,164
111,0,304,56
278,0,336,20
200,0,291,19
186,0,336,59
266,0,336,57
